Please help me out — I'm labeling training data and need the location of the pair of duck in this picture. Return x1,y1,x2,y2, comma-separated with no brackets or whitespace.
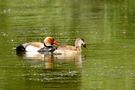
16,37,86,55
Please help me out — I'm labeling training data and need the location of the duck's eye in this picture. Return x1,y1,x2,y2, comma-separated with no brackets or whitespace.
51,38,54,44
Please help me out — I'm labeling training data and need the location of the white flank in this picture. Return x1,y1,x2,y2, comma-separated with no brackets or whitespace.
25,45,40,52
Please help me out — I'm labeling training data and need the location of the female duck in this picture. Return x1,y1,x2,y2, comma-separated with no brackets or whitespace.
16,37,59,54
53,38,86,59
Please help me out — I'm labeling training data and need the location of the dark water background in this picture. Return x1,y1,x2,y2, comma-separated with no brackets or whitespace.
0,0,135,90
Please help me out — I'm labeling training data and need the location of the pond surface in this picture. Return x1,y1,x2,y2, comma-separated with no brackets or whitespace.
0,0,135,90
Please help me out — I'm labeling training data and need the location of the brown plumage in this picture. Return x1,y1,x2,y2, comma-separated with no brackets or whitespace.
54,38,86,59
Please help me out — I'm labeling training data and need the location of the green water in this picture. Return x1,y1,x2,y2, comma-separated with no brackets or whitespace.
0,0,135,90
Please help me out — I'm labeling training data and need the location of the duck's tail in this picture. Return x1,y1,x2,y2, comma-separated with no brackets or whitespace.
16,44,26,55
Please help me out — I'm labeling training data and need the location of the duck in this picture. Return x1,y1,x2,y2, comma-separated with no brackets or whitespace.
53,38,86,59
16,37,59,54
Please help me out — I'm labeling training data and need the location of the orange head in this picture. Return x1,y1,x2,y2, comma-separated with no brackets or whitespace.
44,37,59,46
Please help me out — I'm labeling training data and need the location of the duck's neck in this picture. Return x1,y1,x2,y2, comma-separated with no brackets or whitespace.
44,43,53,48
75,40,82,51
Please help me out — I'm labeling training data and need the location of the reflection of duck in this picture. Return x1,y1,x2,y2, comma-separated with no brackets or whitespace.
23,52,54,69
54,38,86,59
16,37,59,54
23,52,82,69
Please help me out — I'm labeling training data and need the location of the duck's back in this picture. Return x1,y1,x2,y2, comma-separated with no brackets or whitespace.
57,45,77,50
54,45,81,55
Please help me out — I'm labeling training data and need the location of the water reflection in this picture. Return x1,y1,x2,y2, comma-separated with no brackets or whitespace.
16,52,82,89
19,51,82,70
23,52,54,69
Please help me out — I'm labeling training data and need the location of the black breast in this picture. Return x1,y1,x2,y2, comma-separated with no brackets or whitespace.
38,46,57,52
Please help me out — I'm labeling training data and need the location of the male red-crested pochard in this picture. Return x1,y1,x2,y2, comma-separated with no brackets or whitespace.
16,37,59,54
53,38,86,59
